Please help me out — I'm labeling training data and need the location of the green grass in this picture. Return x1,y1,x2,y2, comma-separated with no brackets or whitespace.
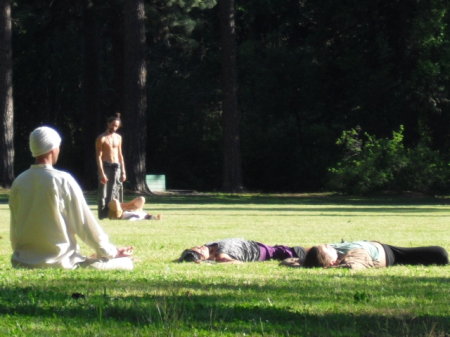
0,192,448,336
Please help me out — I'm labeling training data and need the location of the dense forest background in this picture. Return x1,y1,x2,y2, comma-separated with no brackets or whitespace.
2,0,450,193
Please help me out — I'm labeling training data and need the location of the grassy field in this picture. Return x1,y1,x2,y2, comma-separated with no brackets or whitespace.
0,191,448,336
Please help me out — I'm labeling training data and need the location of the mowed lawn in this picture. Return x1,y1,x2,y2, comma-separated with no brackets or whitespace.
0,191,448,337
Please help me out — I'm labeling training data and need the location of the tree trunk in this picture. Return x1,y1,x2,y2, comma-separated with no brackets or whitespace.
81,0,102,189
219,0,243,192
111,0,124,115
0,0,14,187
122,0,149,193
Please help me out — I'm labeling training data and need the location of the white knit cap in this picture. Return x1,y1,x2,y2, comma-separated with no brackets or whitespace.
29,126,62,157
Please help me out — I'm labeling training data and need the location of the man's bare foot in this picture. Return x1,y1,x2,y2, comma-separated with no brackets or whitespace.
108,199,123,219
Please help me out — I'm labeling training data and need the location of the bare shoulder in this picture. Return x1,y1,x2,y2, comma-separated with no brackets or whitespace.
96,132,107,142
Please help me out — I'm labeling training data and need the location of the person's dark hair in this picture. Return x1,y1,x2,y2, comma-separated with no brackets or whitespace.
303,246,320,268
107,112,121,124
178,249,202,263
304,245,335,268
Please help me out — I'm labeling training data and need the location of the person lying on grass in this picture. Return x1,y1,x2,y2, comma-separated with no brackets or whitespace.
286,240,448,270
178,238,307,264
108,196,161,221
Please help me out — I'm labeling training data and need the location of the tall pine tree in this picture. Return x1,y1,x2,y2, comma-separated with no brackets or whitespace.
123,0,149,192
0,0,14,187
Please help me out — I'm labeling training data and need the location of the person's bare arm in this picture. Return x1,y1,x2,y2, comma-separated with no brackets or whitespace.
215,253,243,264
332,248,375,270
95,136,108,184
117,135,126,182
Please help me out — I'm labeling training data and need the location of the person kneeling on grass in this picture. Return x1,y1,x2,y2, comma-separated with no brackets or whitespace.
296,240,448,270
178,238,307,264
107,197,161,221
9,126,134,270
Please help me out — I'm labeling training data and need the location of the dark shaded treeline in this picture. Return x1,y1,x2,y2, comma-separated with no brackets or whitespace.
5,0,450,191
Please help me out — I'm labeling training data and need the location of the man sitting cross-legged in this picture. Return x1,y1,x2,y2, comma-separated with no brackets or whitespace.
9,126,134,270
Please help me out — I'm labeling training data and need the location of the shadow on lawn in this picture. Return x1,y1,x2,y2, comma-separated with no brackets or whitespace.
151,194,450,207
3,189,450,207
82,191,450,207
155,206,450,215
0,274,448,336
80,193,450,218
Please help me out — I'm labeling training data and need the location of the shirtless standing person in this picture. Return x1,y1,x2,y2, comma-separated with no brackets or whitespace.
96,113,127,219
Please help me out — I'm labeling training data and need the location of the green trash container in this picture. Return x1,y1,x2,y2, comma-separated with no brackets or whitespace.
146,174,166,192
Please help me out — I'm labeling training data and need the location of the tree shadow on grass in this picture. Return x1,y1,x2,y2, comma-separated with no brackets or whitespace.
147,193,450,207
81,193,450,219
4,190,450,207
82,192,450,208
156,206,450,215
0,273,448,336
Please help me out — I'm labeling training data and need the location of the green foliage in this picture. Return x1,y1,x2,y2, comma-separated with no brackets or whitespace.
328,126,449,194
9,0,450,191
397,137,450,193
147,0,216,46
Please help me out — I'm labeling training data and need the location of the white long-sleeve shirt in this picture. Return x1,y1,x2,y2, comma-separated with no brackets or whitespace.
9,164,118,269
